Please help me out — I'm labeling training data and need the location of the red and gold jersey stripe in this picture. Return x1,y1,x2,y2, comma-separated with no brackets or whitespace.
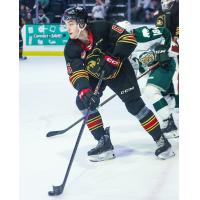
142,115,159,133
69,70,89,86
87,115,103,132
117,34,137,46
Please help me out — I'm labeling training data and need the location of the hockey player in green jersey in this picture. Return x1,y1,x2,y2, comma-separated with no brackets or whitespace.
117,21,178,139
155,0,179,111
62,7,175,162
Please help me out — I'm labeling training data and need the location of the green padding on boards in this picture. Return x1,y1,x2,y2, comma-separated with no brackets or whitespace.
26,24,69,46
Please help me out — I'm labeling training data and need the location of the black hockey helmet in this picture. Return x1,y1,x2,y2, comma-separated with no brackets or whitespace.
62,6,88,24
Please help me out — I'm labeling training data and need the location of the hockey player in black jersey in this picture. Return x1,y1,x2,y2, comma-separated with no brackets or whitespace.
63,6,175,162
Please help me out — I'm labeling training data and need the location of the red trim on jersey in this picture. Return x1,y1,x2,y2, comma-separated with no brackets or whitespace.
76,30,94,52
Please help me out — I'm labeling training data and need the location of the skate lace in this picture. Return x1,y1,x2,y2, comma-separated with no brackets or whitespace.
95,135,108,150
162,115,172,129
156,136,165,148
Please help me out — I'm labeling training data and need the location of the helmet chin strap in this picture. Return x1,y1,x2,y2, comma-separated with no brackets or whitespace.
74,23,87,39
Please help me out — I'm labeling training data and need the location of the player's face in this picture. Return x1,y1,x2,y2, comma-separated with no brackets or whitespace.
65,20,79,39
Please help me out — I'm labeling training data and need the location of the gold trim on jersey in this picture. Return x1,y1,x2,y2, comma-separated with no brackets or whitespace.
86,48,105,59
69,70,89,86
117,34,137,46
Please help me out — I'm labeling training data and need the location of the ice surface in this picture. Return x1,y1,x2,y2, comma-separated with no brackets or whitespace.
20,56,179,200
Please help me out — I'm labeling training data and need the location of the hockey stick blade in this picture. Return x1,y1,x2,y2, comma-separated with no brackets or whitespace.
46,117,84,137
48,185,63,196
46,130,67,137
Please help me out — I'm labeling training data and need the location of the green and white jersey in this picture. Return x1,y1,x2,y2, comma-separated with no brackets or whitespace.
132,26,171,57
130,26,176,92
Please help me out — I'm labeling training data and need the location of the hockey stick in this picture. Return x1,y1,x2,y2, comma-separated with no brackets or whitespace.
48,71,105,196
46,61,159,137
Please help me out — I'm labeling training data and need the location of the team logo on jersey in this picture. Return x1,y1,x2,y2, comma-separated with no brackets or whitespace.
139,51,155,65
86,48,104,75
87,60,98,70
66,63,73,75
112,25,124,34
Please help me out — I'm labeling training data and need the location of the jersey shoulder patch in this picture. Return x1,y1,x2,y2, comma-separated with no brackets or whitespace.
112,25,124,34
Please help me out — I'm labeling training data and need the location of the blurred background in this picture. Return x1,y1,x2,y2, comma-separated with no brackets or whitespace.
19,0,162,24
19,0,164,24
19,0,167,56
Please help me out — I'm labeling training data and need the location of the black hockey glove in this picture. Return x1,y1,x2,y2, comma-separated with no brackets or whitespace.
95,55,121,77
78,88,100,110
154,45,170,67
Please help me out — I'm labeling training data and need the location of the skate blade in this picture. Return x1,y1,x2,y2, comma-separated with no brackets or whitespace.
157,147,175,160
89,150,116,162
164,130,179,139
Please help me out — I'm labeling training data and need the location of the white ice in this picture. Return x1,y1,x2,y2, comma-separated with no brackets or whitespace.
20,56,179,200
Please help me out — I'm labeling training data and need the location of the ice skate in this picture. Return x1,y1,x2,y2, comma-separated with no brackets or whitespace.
19,56,27,60
162,114,178,139
88,127,116,162
155,135,175,160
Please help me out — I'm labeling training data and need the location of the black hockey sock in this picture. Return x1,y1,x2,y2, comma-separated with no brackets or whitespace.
86,112,106,141
137,108,162,141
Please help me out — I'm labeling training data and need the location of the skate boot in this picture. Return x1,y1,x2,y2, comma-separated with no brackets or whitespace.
19,56,27,60
162,114,178,139
155,135,175,160
88,127,116,162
